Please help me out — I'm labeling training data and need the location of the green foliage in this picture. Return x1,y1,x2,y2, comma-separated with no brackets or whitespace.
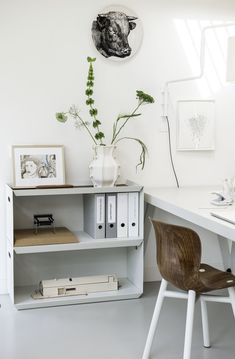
85,89,93,96
87,57,96,63
93,120,101,128
55,56,155,169
85,58,104,144
86,98,94,105
95,132,105,140
89,108,98,117
56,112,68,123
136,90,155,104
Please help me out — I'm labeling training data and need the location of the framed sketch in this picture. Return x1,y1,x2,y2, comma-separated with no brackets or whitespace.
12,145,65,187
177,100,215,151
91,5,143,61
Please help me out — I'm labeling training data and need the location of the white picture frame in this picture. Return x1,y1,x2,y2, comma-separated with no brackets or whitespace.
177,100,215,151
12,145,65,188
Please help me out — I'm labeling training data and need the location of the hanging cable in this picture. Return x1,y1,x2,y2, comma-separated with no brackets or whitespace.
165,115,180,188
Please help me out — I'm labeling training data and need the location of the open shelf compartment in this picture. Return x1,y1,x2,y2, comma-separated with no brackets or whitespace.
14,278,142,310
12,245,143,310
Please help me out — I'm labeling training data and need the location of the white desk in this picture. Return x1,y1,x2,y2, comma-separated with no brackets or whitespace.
144,186,235,272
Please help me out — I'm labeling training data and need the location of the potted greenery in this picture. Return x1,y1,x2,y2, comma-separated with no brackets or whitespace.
56,57,154,187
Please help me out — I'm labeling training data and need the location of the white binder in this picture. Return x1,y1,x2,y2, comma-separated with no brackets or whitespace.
84,194,105,239
117,193,128,237
128,192,139,237
105,194,117,238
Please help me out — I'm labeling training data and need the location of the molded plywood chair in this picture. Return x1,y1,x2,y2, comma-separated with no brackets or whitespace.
142,220,235,359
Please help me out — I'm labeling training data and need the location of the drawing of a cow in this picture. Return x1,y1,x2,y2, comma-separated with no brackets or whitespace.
92,11,138,58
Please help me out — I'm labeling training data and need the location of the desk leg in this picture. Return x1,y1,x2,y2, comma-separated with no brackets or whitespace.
144,204,155,255
218,236,234,272
231,242,235,274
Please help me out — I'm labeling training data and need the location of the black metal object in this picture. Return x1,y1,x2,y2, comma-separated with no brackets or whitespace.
34,214,55,234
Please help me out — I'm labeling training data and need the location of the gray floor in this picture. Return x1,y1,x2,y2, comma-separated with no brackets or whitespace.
0,282,235,359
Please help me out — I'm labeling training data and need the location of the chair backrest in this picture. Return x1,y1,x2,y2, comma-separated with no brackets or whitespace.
151,219,202,291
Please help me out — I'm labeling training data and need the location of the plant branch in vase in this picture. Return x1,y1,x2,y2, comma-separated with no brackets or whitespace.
56,57,154,187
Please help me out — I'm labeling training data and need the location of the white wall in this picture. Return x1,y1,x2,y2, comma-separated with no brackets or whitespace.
1,0,235,292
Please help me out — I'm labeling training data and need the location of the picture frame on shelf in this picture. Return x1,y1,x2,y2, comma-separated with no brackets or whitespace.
176,100,215,151
12,145,65,187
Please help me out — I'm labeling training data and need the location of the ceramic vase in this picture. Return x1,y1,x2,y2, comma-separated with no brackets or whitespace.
89,145,119,187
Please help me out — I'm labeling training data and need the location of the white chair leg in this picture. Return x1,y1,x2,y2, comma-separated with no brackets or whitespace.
200,298,211,348
183,290,196,359
142,279,168,359
228,287,235,318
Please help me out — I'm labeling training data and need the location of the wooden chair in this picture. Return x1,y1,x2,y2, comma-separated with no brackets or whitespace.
142,220,235,359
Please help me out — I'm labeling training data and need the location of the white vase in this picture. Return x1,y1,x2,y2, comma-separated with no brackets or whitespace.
89,145,119,187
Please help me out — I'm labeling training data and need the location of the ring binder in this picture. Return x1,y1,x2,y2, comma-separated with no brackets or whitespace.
117,193,128,237
128,192,139,237
84,194,105,239
105,194,117,238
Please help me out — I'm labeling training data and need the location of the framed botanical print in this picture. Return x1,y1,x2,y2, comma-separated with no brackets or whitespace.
177,100,215,151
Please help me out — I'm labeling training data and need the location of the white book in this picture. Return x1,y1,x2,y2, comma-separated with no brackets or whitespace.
117,193,128,237
128,192,139,237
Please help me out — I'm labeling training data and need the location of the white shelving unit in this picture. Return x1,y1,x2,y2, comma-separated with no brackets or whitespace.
6,182,144,310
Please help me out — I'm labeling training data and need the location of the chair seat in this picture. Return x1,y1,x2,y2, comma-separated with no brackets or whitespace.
198,263,235,293
142,220,235,359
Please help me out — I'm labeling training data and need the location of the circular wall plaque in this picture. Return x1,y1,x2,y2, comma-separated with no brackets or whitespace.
91,5,143,61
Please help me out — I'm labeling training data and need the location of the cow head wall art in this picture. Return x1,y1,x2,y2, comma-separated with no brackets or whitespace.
91,7,142,60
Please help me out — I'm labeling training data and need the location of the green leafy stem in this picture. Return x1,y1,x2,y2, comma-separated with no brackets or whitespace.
111,90,154,144
55,57,155,170
114,136,148,170
56,107,97,145
86,57,105,145
111,90,154,169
